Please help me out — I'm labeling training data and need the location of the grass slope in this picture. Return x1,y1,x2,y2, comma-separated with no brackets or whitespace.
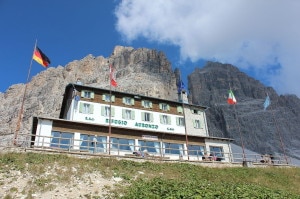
0,152,299,199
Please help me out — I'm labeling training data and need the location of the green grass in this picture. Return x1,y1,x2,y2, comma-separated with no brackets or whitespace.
1,152,299,198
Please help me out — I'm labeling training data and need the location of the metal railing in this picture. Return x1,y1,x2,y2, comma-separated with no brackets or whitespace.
1,133,291,165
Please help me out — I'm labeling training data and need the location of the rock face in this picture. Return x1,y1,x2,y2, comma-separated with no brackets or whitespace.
188,62,300,160
0,46,178,144
0,46,299,161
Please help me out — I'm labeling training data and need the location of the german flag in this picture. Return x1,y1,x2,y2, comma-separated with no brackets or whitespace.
32,47,51,67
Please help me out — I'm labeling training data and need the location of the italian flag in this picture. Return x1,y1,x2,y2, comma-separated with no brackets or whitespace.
227,90,237,105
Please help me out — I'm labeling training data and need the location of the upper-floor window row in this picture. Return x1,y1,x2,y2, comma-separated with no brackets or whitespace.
78,90,184,114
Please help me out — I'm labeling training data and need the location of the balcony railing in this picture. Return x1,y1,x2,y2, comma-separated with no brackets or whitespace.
1,133,291,166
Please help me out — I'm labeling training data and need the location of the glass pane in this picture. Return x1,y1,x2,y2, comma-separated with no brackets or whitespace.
209,146,224,157
50,131,60,148
60,132,73,149
138,140,160,153
164,143,183,155
188,145,204,156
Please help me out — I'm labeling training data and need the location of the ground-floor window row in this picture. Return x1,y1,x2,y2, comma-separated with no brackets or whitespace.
50,131,225,159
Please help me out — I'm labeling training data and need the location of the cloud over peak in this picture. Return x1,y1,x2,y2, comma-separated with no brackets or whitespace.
115,0,300,96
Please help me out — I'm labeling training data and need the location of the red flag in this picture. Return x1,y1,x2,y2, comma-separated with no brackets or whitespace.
32,47,51,67
110,65,117,87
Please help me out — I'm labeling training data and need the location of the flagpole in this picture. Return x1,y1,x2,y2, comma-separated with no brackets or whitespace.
267,95,288,164
14,39,37,145
233,104,246,162
229,84,246,162
108,64,112,155
178,75,189,161
182,94,189,161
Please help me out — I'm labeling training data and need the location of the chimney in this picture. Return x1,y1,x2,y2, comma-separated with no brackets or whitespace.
178,89,189,104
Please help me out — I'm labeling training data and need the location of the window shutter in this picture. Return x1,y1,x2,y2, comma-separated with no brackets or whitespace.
177,106,183,113
160,115,163,124
132,111,135,120
79,103,84,113
131,98,135,105
122,97,126,104
159,103,162,110
101,106,105,116
81,91,85,97
150,113,154,122
167,105,170,111
141,100,145,107
141,112,145,121
176,117,179,126
111,108,115,117
90,104,94,114
122,109,125,119
193,120,196,128
111,95,115,102
102,94,106,101
149,102,153,108
90,92,94,99
167,116,171,125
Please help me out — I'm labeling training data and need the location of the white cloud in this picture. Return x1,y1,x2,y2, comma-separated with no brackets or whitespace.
115,0,300,96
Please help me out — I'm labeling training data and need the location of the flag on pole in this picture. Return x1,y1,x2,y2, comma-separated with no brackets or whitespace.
263,95,271,110
32,47,51,67
227,89,237,105
109,65,117,87
177,80,185,93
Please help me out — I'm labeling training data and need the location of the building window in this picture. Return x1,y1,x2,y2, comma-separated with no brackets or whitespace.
111,137,135,152
138,140,160,154
122,109,135,120
50,131,74,149
177,106,183,114
159,103,170,111
141,112,153,122
193,119,201,129
188,145,205,156
192,109,201,114
209,146,224,158
102,94,115,102
80,134,107,153
81,90,94,99
79,102,94,114
176,117,185,126
101,106,115,117
142,100,152,108
160,114,171,125
123,97,134,105
163,142,184,155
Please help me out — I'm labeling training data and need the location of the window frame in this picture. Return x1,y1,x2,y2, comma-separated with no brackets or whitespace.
142,100,152,109
159,103,170,111
81,90,94,99
123,97,134,105
79,102,94,114
102,94,115,102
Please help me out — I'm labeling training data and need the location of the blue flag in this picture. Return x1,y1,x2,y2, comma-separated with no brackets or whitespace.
263,95,271,110
177,80,185,93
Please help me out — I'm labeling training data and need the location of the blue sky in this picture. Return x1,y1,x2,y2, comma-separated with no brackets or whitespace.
1,1,299,97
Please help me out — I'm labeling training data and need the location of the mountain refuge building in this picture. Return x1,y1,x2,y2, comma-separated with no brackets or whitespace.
30,83,233,162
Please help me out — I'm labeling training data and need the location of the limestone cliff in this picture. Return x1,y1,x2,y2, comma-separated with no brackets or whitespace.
188,62,300,160
0,46,178,144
